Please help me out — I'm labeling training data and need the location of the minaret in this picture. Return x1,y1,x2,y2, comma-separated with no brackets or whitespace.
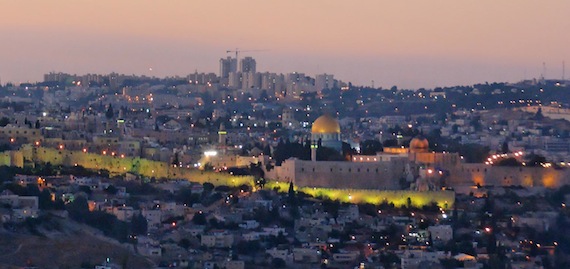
218,123,227,153
117,108,125,137
311,140,317,161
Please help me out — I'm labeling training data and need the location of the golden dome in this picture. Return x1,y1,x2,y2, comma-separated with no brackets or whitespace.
311,114,340,134
409,136,429,152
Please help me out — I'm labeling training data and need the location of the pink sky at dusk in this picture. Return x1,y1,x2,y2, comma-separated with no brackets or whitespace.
1,0,569,89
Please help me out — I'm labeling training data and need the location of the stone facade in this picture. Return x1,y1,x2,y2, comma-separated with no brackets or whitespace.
269,158,405,190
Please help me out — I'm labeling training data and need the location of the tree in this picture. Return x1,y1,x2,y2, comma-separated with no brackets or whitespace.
249,162,265,185
131,213,148,235
111,220,129,243
105,104,114,119
171,152,179,166
501,141,509,154
451,124,459,134
534,108,544,120
67,196,90,222
322,199,340,219
271,258,286,268
235,240,261,255
342,142,357,160
259,90,269,101
192,212,207,225
360,139,383,155
288,181,296,205
316,146,344,161
38,189,54,210
178,238,191,250
288,181,300,219
495,157,522,167
0,117,9,127
525,154,548,167
383,139,398,147
104,185,118,195
203,182,215,193
456,144,490,163
263,144,271,156
79,185,92,195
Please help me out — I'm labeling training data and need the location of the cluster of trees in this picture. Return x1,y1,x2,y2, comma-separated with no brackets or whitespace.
66,196,147,242
271,139,311,165
271,139,356,165
494,153,549,167
1,183,65,210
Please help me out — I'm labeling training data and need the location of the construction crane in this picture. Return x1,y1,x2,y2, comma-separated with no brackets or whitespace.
226,48,267,62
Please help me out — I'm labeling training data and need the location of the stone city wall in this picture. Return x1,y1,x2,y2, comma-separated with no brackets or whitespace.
267,181,455,208
450,164,570,188
17,146,253,187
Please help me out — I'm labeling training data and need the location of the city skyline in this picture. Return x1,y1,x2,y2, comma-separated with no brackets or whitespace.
1,1,569,89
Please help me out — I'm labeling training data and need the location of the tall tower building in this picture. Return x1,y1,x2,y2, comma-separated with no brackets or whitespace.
228,72,242,89
219,57,237,79
315,74,335,93
218,123,227,153
239,57,256,73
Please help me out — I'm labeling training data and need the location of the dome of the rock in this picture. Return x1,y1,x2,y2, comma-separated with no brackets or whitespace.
311,114,340,134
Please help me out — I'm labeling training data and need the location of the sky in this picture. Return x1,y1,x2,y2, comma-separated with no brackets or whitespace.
1,1,569,89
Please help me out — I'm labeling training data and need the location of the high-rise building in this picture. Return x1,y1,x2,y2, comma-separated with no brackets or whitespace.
239,57,256,73
286,72,314,98
44,72,71,83
219,57,237,79
242,72,262,90
188,72,218,85
315,74,335,93
228,72,242,89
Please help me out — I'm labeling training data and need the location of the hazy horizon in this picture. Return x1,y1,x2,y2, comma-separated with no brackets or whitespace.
1,1,569,89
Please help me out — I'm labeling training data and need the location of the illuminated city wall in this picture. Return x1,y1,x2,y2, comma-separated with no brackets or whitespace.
5,145,570,201
267,181,455,208
0,151,23,167
18,146,253,187
199,155,260,169
450,164,570,188
0,152,12,166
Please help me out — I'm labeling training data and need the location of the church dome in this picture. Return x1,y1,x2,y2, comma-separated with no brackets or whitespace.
409,136,429,152
311,114,340,134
